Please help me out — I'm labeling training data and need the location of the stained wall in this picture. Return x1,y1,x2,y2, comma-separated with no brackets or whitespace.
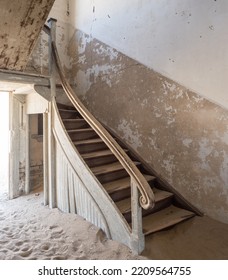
28,0,228,223
66,1,228,223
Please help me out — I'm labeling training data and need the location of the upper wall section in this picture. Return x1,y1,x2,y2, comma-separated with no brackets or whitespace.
69,0,228,109
0,0,55,71
27,0,71,76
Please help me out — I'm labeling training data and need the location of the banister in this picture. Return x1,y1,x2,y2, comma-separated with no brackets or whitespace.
51,41,155,210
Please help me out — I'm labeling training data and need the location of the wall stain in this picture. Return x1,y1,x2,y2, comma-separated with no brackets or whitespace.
67,30,228,224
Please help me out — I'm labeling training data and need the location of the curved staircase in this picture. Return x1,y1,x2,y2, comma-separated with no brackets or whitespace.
42,22,197,254
56,101,195,249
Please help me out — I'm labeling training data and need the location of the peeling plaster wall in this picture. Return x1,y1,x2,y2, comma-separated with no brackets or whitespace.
27,0,71,75
27,0,228,223
68,30,228,224
70,0,228,110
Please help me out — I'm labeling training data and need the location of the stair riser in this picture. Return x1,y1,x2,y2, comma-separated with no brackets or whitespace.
110,187,131,202
57,103,75,110
96,169,128,184
60,112,80,119
63,120,89,130
68,130,97,141
84,155,118,168
75,142,107,153
123,196,174,223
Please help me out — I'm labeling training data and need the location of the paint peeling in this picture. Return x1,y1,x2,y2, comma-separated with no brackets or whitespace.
117,119,142,149
183,138,193,148
66,29,228,224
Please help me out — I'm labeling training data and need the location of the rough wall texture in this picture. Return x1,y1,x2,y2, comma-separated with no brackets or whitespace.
26,0,71,76
0,0,55,70
68,30,228,223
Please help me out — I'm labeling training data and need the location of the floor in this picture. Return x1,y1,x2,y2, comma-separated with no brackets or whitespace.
0,188,228,260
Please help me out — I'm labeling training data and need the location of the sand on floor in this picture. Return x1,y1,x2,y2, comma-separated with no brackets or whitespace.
0,188,144,260
1,187,228,260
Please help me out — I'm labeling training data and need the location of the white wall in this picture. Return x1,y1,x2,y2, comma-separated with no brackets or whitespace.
70,0,228,109
49,0,71,70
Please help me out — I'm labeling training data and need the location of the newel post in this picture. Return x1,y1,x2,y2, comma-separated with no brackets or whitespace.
130,177,145,254
47,18,57,208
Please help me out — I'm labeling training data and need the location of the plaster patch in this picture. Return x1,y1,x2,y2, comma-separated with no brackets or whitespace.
78,33,92,55
220,152,228,185
163,80,177,92
161,155,175,182
198,138,214,169
117,119,142,149
95,45,119,61
221,131,228,145
90,63,122,88
192,95,204,103
183,138,193,148
78,54,86,64
75,70,92,95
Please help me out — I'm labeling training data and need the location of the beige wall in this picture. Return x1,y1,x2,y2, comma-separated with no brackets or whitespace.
28,0,228,223
67,30,228,224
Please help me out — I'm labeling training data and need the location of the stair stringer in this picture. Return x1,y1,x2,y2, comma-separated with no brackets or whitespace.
52,100,140,252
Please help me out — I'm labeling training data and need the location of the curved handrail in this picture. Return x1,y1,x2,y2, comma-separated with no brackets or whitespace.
51,41,155,210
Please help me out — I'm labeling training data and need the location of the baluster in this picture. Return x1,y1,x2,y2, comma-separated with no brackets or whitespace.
130,177,145,254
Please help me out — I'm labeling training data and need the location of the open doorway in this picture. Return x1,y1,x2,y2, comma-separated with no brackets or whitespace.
0,92,9,195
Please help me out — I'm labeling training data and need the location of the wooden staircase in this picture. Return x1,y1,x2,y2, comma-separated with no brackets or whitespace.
57,102,195,240
45,32,197,253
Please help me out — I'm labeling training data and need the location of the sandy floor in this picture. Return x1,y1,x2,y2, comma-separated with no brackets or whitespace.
1,188,228,260
0,188,144,260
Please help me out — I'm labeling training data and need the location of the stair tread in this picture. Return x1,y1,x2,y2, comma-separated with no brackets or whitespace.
82,149,114,159
59,108,77,113
104,174,156,194
63,119,85,122
74,138,103,145
116,189,174,214
142,205,195,235
91,161,140,176
68,128,94,133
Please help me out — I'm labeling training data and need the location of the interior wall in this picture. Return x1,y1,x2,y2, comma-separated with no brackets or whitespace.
69,0,228,110
65,3,228,223
26,0,71,76
27,0,228,223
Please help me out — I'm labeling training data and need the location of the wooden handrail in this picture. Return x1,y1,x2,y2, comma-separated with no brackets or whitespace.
51,41,155,210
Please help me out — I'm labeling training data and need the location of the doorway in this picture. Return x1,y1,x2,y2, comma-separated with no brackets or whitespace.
0,92,9,195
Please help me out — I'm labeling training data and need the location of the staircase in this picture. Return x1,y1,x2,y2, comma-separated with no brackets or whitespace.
43,24,197,253
57,102,195,241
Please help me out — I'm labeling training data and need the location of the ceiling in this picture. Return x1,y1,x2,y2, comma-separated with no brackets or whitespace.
0,0,55,71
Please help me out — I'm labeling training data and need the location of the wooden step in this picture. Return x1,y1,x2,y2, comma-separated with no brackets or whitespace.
74,138,107,153
57,103,75,110
142,205,195,235
82,149,115,159
81,149,118,167
91,161,141,176
63,119,89,130
103,174,156,202
104,174,155,194
59,108,81,119
91,161,141,183
67,128,97,141
116,188,174,217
